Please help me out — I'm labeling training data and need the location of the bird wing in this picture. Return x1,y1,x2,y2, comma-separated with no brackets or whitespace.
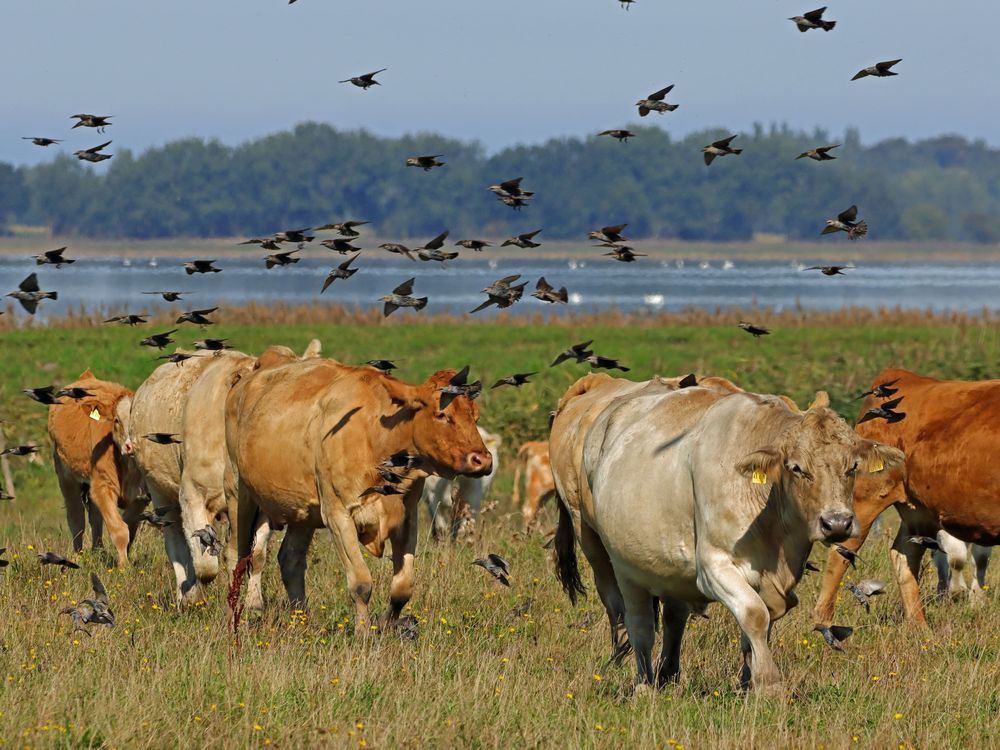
648,84,673,101
851,68,869,81
450,365,470,386
713,135,737,148
91,573,108,604
86,140,113,154
535,276,553,292
424,230,449,250
818,144,840,153
877,59,902,72
339,254,360,270
44,247,67,261
19,273,40,292
803,7,826,22
392,278,415,296
522,229,542,240
881,396,904,410
602,223,627,235
499,177,523,193
488,553,511,574
703,151,717,166
820,225,841,235
496,274,521,287
193,307,219,315
838,205,858,222
469,298,496,314
572,339,594,353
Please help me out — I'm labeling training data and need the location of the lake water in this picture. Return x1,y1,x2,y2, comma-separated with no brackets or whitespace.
3,254,1000,319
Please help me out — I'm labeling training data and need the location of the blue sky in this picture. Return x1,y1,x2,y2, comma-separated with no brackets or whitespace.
3,1,996,165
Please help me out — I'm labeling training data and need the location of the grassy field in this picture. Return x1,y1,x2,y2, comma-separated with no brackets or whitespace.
2,316,1000,748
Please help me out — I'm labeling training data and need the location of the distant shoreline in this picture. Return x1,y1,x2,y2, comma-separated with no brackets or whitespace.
2,238,1000,263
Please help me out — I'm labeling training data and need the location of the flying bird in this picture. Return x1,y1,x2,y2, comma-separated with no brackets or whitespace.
104,314,148,326
491,372,537,389
738,321,770,338
378,243,417,261
455,239,491,251
143,433,182,445
142,291,189,302
74,141,113,163
175,307,218,325
789,7,836,32
321,255,360,292
193,338,230,353
191,526,221,556
501,229,542,249
381,278,428,317
320,238,362,254
834,545,861,568
852,59,902,80
532,277,568,304
71,114,112,132
273,228,313,244
488,177,533,199
1,445,39,457
56,387,94,401
469,276,527,313
585,355,630,372
439,366,483,409
703,135,742,165
417,231,457,263
38,551,80,569
7,273,58,315
814,624,853,651
848,580,887,611
158,352,202,366
264,249,300,269
60,573,114,634
23,386,62,405
472,553,511,586
855,378,900,400
240,237,283,251
636,85,678,117
406,155,445,171
602,245,646,263
796,144,840,161
588,224,628,244
822,205,868,240
315,220,369,237
551,340,594,367
381,451,421,470
23,137,62,147
340,68,387,89
183,260,221,275
140,330,178,350
598,129,636,143
858,397,906,425
139,511,174,530
804,560,820,574
804,265,852,276
33,247,75,267
908,535,941,551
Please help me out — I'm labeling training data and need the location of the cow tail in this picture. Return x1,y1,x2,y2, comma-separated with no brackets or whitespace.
554,494,586,605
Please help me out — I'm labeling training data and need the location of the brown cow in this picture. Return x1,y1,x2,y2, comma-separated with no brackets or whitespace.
47,369,145,566
512,440,556,530
225,357,491,632
814,368,1000,628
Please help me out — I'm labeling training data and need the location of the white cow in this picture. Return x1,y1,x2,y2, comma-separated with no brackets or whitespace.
423,427,501,540
553,384,903,691
934,531,992,600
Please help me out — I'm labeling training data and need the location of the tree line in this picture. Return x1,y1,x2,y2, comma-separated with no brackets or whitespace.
2,122,999,243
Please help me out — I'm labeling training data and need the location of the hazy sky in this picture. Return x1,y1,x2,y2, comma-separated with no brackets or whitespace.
3,1,997,166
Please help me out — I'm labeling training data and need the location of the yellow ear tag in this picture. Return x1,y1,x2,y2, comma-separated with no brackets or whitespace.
89,408,101,421
751,470,767,484
868,457,884,473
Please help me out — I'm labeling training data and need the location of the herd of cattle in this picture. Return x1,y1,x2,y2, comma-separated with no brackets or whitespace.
40,343,999,690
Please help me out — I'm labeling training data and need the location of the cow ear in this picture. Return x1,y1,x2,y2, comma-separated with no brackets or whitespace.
301,339,322,359
79,367,94,380
735,448,784,484
858,441,904,474
808,391,830,409
381,377,425,411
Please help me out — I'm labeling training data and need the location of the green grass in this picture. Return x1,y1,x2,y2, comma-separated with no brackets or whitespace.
2,319,1000,748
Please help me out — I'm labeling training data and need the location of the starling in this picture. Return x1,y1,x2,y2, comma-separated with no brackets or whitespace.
814,624,853,651
240,237,283,251
488,177,533,199
908,535,941,551
501,229,542,249
532,277,568,304
834,545,861,568
856,378,900,400
38,551,80,569
602,244,646,262
23,137,62,147
339,68,387,89
498,194,532,210
56,387,94,400
157,352,202,366
848,579,886,611
74,140,113,163
193,338,231,353
7,273,58,314
406,155,445,171
273,228,313,244
321,254,361,293
24,386,62,405
139,511,174,530
738,321,770,338
796,144,840,161
140,330,178,350
789,7,836,32
619,0,636,8
144,432,182,445
804,265,851,276
598,129,636,143
439,365,483,409
104,314,148,326
1,445,39,457
191,526,221,556
378,243,417,261
183,260,221,274
381,278,428,317
456,239,491,251
585,355,630,372
852,59,902,81
60,573,114,634
491,372,537,389
394,613,420,641
418,248,459,264
588,224,628,244
33,247,75,267
71,114,112,132
176,307,218,325
381,451,421,470
551,340,594,367
636,85,678,117
703,135,742,165
315,220,369,237
142,291,189,302
320,238,362,254
264,249,300,269
822,205,868,240
472,553,511,586
469,277,527,313
365,359,397,372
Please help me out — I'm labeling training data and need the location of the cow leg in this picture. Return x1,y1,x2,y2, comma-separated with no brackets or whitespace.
933,531,967,600
656,597,691,687
277,525,315,610
889,517,929,626
328,511,375,634
160,503,204,609
970,545,992,603
380,495,420,628
121,496,146,556
179,480,221,587
244,513,273,613
426,483,450,541
56,466,87,553
812,490,894,628
578,523,630,662
85,490,104,551
88,481,131,567
619,579,656,688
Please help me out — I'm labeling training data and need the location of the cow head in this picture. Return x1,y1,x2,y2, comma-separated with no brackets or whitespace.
736,406,904,543
380,369,492,479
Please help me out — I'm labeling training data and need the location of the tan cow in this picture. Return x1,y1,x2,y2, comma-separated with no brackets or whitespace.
554,382,903,691
47,369,144,566
225,357,491,632
127,342,320,607
512,440,556,530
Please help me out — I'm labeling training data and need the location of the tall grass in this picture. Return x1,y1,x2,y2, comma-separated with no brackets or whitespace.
1,318,999,748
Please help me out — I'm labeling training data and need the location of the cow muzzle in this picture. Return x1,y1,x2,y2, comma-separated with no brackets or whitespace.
819,511,856,543
460,451,493,478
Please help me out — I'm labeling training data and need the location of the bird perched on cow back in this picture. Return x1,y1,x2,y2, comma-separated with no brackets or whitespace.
158,352,202,366
636,85,678,117
473,553,511,586
822,205,868,240
364,359,397,373
789,7,836,32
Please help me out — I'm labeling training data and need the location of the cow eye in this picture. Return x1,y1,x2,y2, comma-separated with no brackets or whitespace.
846,462,859,476
434,411,453,424
788,463,812,480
